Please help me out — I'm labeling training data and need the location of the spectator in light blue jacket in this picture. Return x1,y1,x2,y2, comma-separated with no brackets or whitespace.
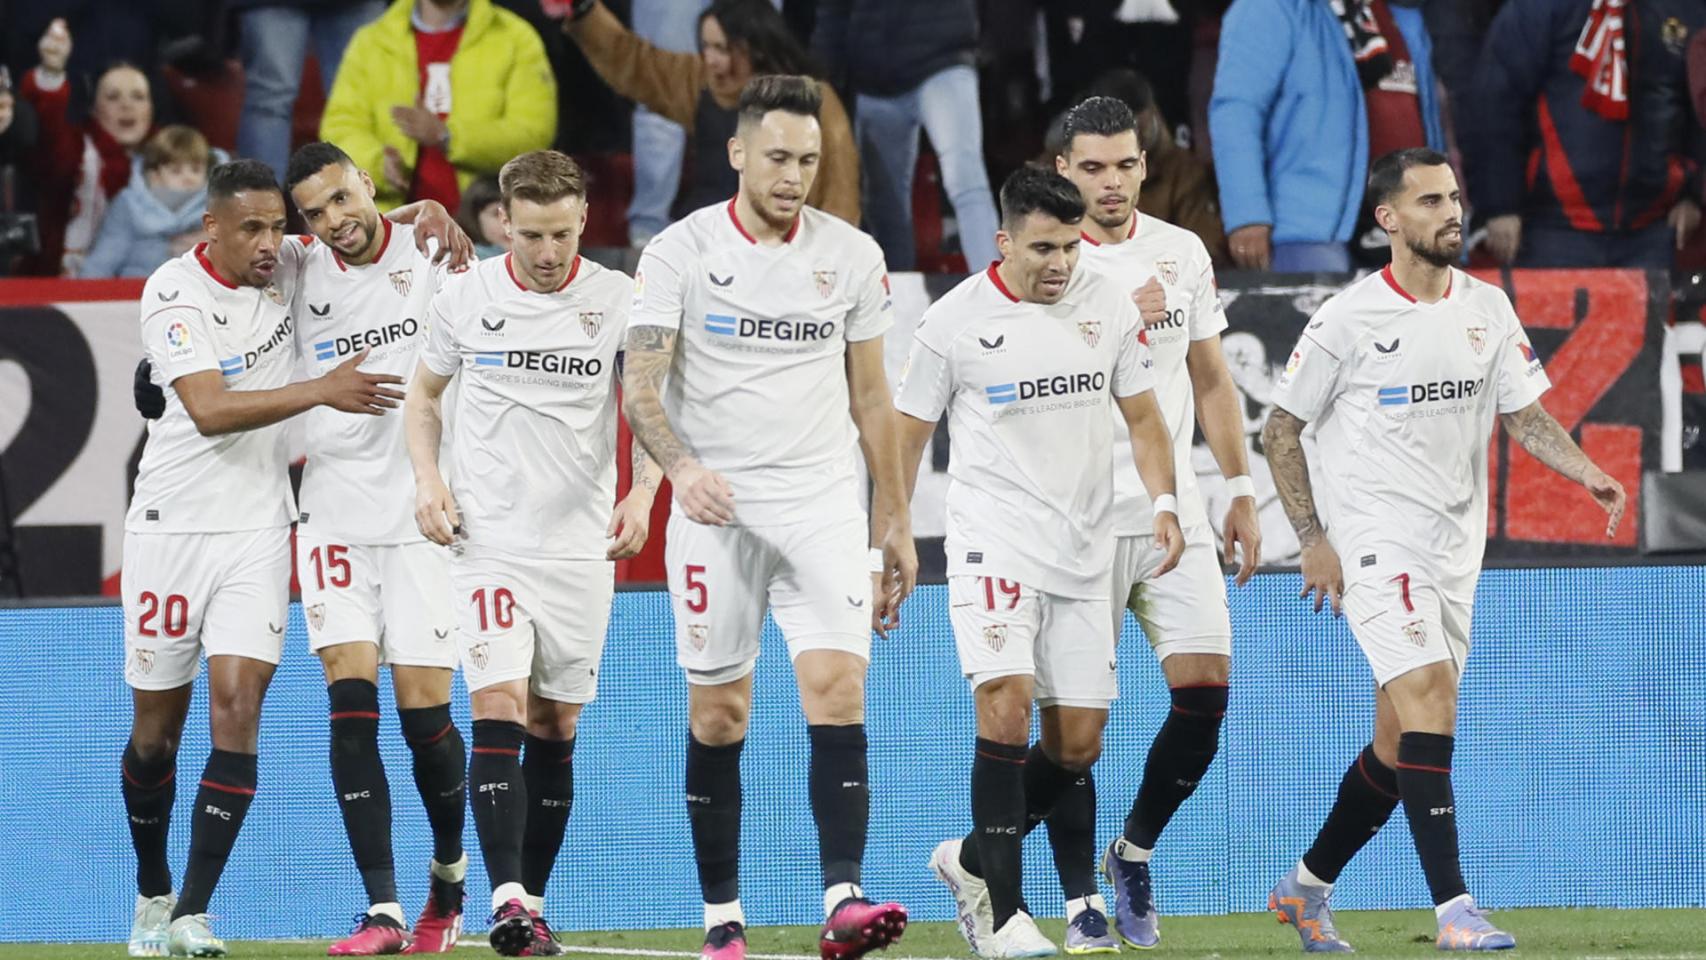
79,126,221,279
1211,0,1446,272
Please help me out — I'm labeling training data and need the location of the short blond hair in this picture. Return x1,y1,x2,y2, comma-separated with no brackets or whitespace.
498,150,586,210
142,125,209,173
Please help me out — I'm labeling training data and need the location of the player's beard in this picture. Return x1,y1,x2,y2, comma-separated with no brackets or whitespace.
1409,224,1463,268
333,214,380,259
1089,195,1131,231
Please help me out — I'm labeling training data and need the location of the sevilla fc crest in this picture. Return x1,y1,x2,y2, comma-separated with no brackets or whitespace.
1465,325,1487,355
389,269,413,297
1078,320,1102,348
688,624,709,651
468,641,490,671
130,648,155,676
1154,259,1180,286
813,269,836,299
1402,620,1428,648
982,624,1007,652
306,604,326,631
263,284,285,305
579,310,604,338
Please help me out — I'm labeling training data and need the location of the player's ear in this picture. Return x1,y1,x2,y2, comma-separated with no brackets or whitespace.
727,136,744,174
202,209,217,241
1374,203,1398,235
358,167,376,199
1137,149,1147,182
995,229,1012,262
1053,152,1069,177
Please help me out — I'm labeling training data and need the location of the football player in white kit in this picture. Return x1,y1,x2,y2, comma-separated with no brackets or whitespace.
1261,149,1626,953
405,150,661,958
281,141,475,956
620,76,916,960
121,160,406,958
899,166,1184,960
1040,95,1263,952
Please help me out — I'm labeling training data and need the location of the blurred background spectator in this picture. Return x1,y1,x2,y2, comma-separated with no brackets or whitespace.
812,0,998,270
79,125,221,278
234,0,387,182
1210,0,1445,272
1469,0,1705,268
456,172,508,258
320,0,557,212
562,0,860,225
625,0,708,249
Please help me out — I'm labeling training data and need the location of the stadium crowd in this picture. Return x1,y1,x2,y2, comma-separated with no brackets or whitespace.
2,0,1704,279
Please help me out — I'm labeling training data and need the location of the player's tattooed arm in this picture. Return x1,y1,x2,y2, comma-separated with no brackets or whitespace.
1261,407,1324,547
1501,400,1627,536
622,324,736,524
630,441,663,497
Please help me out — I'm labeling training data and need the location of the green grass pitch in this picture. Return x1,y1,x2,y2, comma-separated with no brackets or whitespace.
3,910,1704,959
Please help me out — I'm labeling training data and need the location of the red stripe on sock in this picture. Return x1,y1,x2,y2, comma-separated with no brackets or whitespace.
1170,704,1227,717
1356,755,1400,799
122,766,176,789
1396,761,1452,775
1168,683,1230,689
199,779,256,796
975,750,1026,764
419,723,454,745
329,711,382,720
472,747,520,756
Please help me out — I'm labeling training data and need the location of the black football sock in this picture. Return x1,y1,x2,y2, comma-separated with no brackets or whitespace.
1397,732,1469,905
399,704,467,866
329,679,397,906
1123,684,1227,848
959,742,1079,876
968,738,1028,928
173,749,257,918
1301,744,1400,883
469,719,527,891
1045,767,1099,900
686,734,744,905
521,734,576,898
808,724,869,891
122,742,177,898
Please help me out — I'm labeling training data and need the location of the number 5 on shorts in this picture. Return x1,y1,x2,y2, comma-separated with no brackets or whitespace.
684,564,708,614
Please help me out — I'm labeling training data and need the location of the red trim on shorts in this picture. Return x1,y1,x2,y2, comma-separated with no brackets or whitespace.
1395,761,1452,775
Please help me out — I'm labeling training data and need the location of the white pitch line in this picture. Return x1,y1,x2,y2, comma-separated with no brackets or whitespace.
455,937,963,960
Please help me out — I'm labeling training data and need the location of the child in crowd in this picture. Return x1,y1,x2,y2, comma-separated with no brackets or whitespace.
79,126,219,278
457,175,508,260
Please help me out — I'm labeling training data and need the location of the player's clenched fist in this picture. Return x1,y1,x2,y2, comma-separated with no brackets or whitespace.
606,490,653,560
1132,277,1168,327
318,347,406,415
670,460,735,526
1299,537,1344,615
414,475,461,546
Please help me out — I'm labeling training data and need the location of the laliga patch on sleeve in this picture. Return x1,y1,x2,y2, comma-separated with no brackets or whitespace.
165,320,197,362
630,269,646,312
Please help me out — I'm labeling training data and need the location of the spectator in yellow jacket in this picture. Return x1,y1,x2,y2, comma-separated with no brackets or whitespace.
321,0,557,212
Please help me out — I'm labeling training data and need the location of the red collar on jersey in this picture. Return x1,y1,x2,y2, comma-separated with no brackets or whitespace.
333,218,393,271
1079,213,1139,246
194,243,240,290
506,252,581,293
727,196,800,244
986,261,1021,302
1381,263,1451,303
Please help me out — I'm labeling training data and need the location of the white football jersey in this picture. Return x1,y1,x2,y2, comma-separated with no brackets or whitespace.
629,201,892,526
421,254,630,560
894,264,1158,599
1272,265,1550,594
128,244,302,533
1080,214,1226,534
295,221,451,544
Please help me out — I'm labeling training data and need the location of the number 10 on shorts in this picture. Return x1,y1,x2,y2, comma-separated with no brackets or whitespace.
472,587,516,632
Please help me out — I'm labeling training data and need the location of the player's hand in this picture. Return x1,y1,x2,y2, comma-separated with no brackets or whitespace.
1222,495,1262,586
606,489,653,560
133,358,165,419
873,523,918,638
1132,277,1167,327
1151,511,1185,578
1671,198,1702,251
670,459,735,526
316,347,406,414
410,199,475,269
1582,466,1627,538
1484,215,1522,265
382,146,411,195
1299,538,1344,615
37,19,71,77
414,474,461,546
391,99,449,146
1228,223,1272,271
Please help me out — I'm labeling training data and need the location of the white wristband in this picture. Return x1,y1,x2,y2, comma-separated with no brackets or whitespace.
1226,475,1257,499
1152,494,1178,517
868,548,885,573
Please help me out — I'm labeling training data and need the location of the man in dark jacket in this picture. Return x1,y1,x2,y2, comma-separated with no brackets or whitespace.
812,0,998,269
1470,0,1706,266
